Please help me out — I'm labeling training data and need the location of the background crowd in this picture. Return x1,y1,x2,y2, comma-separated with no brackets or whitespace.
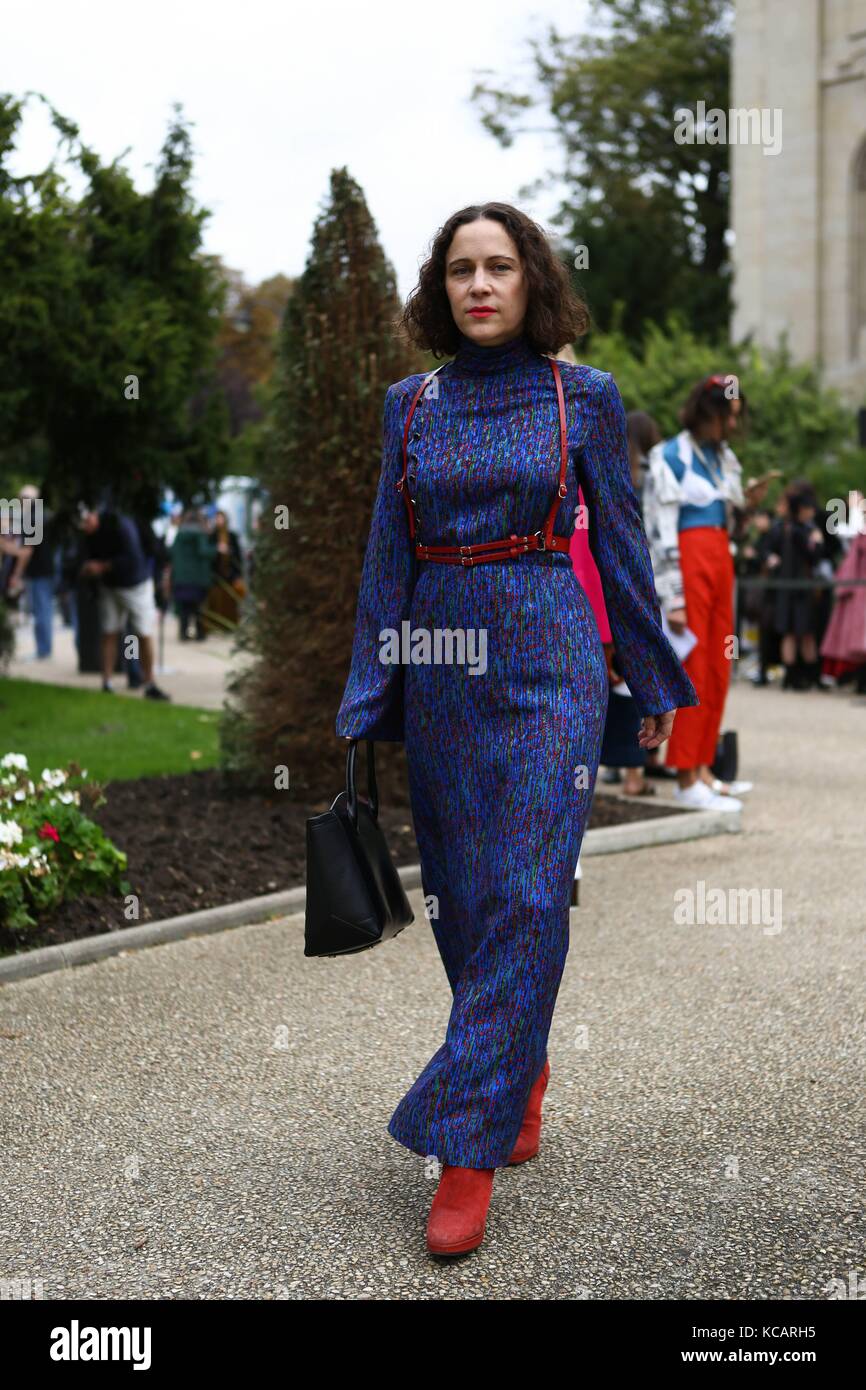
564,363,866,813
0,496,250,694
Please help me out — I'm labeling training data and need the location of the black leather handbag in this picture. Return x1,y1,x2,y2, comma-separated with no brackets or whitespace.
304,739,415,957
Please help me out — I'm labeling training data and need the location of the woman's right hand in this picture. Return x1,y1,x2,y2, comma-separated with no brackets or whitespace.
667,606,688,635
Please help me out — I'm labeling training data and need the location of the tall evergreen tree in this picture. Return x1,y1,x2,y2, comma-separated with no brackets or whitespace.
224,168,423,802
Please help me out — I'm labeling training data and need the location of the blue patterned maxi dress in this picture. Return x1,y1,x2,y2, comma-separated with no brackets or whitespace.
335,330,698,1169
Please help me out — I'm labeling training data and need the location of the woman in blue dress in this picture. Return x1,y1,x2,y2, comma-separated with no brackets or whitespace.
335,202,698,1257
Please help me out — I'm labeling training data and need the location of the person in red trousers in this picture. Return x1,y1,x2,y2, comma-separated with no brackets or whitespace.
644,375,766,811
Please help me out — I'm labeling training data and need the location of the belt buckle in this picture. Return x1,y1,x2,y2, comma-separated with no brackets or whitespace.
534,530,546,551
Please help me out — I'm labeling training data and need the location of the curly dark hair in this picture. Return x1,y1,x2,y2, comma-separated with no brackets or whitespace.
398,202,590,358
680,374,749,434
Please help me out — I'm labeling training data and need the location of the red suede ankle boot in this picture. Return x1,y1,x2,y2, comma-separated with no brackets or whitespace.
507,1059,551,1165
426,1164,496,1256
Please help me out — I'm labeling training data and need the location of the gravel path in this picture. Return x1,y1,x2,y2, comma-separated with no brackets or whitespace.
1,680,863,1300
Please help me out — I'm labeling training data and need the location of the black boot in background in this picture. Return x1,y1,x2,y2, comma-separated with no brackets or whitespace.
783,662,806,690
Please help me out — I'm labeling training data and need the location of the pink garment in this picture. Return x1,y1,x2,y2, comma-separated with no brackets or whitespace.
569,486,612,641
820,533,866,664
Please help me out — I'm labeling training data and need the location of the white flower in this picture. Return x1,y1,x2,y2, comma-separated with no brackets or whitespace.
0,837,51,873
0,819,23,848
13,790,26,802
0,753,28,770
56,790,78,805
0,847,46,873
41,768,67,788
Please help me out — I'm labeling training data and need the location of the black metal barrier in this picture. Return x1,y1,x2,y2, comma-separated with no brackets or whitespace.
734,576,866,588
729,574,865,682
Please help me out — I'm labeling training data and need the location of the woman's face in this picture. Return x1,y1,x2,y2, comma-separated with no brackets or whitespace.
444,218,528,347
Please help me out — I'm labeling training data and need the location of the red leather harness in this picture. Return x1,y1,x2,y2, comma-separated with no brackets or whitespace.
395,355,571,567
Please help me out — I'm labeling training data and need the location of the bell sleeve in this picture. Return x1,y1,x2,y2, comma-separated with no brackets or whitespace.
335,382,414,742
575,370,699,719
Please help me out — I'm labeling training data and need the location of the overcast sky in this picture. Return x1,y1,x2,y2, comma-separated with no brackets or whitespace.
4,0,590,298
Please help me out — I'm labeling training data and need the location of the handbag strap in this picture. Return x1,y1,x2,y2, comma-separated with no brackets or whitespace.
397,355,568,546
397,366,446,541
345,738,378,830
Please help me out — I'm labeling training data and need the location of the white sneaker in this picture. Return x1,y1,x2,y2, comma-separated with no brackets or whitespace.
710,778,753,796
674,780,743,814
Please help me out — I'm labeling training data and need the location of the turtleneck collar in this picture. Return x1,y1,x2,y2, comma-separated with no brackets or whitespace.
448,328,546,377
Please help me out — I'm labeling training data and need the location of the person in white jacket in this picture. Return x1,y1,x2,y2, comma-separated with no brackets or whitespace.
642,375,764,810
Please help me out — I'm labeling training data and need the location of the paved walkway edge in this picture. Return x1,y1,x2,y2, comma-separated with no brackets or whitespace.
0,806,739,985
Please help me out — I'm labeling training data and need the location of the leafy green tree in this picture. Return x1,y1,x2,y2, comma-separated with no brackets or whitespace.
223,167,423,802
472,0,733,343
0,96,80,480
0,93,229,510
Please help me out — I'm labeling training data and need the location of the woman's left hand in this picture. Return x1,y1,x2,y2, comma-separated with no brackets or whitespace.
638,711,676,749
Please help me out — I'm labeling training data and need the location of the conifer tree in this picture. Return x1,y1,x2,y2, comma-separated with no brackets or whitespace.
225,168,423,804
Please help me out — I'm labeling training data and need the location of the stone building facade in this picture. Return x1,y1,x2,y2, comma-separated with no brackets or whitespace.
732,0,866,404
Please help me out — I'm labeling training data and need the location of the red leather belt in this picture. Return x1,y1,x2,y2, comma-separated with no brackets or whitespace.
395,355,570,568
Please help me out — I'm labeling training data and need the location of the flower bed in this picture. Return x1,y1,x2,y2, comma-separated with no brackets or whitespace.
0,767,685,957
0,753,128,935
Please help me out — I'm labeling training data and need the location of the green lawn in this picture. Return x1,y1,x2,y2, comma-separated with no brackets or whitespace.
0,678,221,782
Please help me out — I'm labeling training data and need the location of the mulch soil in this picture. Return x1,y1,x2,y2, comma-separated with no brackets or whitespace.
0,768,684,956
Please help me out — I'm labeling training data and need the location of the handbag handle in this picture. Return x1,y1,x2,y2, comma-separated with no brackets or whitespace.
345,739,379,829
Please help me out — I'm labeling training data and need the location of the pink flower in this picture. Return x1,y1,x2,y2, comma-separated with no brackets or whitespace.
38,822,60,843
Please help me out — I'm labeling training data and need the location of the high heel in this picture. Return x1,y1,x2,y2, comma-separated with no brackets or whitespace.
507,1059,551,1165
426,1164,496,1256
